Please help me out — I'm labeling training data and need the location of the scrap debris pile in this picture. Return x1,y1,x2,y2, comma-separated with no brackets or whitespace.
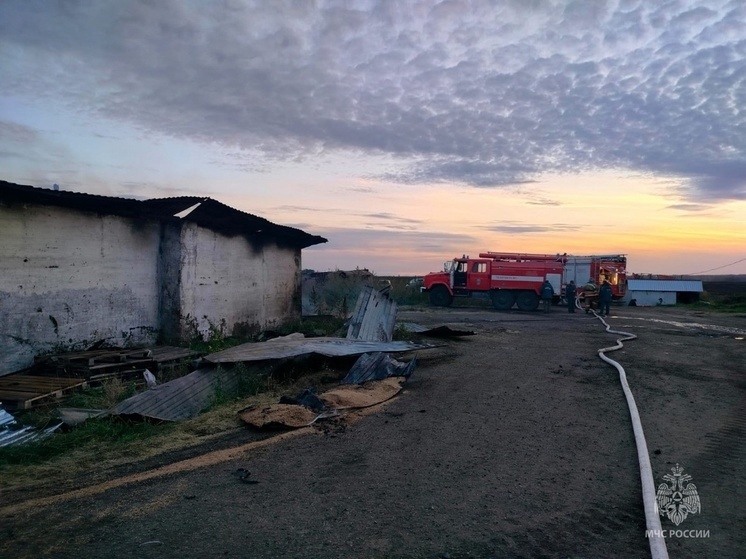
117,285,436,424
1,285,470,445
237,286,425,430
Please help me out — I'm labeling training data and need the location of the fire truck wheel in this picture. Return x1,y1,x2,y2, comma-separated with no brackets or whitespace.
429,285,453,307
491,290,515,310
515,290,539,311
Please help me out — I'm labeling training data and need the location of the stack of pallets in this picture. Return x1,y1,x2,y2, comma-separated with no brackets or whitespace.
0,375,88,410
36,346,199,384
0,346,199,410
40,348,158,384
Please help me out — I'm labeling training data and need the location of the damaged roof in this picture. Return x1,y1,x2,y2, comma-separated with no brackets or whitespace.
0,180,327,249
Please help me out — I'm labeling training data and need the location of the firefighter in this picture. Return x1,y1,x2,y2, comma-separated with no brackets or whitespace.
565,280,577,313
540,280,554,313
582,277,598,312
599,280,613,316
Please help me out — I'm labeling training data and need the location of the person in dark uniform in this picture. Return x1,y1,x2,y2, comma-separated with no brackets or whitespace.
598,280,613,316
565,280,577,313
540,280,554,313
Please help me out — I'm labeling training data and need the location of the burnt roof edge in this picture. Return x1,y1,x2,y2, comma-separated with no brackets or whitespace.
0,180,327,249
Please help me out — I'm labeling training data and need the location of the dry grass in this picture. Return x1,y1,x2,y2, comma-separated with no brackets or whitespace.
0,366,345,495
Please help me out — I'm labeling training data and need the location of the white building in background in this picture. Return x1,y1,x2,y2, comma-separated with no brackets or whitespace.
624,279,703,306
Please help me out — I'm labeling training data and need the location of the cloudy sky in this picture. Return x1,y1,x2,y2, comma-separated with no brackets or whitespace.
1,0,744,275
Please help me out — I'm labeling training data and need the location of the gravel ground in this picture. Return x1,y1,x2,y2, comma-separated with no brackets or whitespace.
1,305,744,559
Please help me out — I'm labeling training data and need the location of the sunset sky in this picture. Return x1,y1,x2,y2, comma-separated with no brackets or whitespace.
1,0,744,276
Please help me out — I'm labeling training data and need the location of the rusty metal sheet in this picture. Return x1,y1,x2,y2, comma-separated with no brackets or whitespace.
204,337,433,364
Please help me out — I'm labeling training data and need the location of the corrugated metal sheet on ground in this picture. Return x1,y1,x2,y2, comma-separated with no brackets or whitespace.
0,405,63,447
340,352,417,384
627,280,703,292
346,286,398,342
112,368,241,422
204,337,434,364
0,406,15,428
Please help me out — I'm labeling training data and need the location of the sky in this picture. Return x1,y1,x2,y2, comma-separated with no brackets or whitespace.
1,0,744,276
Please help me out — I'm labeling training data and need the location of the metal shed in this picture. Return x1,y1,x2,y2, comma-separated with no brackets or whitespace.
625,279,703,306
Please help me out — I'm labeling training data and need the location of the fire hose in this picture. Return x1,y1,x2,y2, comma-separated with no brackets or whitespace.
583,301,670,559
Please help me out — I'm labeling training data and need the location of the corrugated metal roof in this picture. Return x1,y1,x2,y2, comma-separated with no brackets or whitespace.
628,280,703,292
204,337,434,364
0,181,327,249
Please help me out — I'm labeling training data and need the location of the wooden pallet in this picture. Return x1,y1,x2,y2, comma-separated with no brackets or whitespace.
150,346,197,362
0,375,88,410
39,348,154,370
31,346,200,386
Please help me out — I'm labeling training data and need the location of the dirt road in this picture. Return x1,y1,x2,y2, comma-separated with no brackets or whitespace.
1,305,744,558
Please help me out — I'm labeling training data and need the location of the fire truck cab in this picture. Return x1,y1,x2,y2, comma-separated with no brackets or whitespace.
423,253,564,311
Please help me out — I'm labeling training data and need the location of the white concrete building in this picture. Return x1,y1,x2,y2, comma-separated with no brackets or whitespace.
624,279,703,306
0,181,326,375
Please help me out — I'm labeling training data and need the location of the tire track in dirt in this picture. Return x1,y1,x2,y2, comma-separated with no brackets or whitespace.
0,399,401,517
0,428,314,516
476,504,647,558
693,393,746,475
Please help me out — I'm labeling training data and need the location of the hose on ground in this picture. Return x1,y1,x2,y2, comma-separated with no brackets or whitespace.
585,303,669,559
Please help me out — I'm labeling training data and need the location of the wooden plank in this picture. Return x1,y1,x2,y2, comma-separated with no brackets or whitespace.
4,392,61,410
0,376,84,386
87,349,152,366
0,387,58,397
0,390,63,402
49,350,113,362
0,389,57,398
151,347,197,362
0,375,85,385
86,359,155,371
88,354,126,366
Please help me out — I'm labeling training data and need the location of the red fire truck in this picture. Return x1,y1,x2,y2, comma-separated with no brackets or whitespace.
421,252,627,311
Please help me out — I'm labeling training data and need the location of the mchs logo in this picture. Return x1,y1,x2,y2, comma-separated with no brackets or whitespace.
655,463,701,526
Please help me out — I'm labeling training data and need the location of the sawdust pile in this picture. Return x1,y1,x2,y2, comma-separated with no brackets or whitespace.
319,377,403,409
238,378,405,429
238,404,317,429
